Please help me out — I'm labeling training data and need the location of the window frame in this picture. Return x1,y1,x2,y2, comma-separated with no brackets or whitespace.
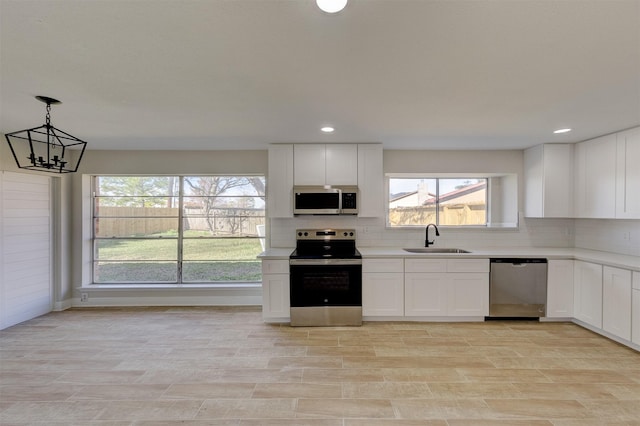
91,175,266,285
386,174,490,228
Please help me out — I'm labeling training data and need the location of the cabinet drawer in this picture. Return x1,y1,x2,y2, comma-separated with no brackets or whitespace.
447,259,489,273
404,259,447,273
262,260,289,274
363,258,404,273
405,258,488,273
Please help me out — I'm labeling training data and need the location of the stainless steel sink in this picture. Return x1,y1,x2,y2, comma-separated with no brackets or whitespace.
402,248,471,253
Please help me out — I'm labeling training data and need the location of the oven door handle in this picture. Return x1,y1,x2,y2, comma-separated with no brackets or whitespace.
289,259,362,266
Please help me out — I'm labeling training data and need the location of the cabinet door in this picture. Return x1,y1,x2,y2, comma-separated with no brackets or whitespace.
573,261,603,328
262,274,290,320
633,289,640,345
357,144,384,217
602,266,632,340
404,273,447,316
616,127,640,218
546,260,574,318
447,273,489,316
633,271,640,344
267,145,294,218
362,273,404,316
575,135,617,218
294,145,326,185
524,144,573,218
543,144,574,217
325,144,358,185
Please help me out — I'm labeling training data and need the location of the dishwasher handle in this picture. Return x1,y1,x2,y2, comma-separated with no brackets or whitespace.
490,258,548,265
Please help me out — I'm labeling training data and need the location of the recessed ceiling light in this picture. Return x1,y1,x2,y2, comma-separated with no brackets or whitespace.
321,126,335,133
316,0,348,14
553,128,572,134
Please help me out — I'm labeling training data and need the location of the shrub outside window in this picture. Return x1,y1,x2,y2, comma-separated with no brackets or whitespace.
93,176,265,283
389,177,487,227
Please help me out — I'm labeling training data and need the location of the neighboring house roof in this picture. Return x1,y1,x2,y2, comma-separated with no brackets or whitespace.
389,191,417,203
422,182,487,206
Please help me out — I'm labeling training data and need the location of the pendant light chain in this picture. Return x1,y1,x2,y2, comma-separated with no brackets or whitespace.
46,102,51,127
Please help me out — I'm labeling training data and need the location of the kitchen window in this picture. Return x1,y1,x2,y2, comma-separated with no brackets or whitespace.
388,177,488,227
92,175,265,283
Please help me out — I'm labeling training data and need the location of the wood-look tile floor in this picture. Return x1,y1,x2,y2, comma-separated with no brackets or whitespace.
1,307,639,425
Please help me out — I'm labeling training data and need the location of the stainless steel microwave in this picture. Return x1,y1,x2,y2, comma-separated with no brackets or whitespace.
293,186,358,215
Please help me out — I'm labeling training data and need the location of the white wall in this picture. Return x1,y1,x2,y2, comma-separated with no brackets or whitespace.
0,172,52,329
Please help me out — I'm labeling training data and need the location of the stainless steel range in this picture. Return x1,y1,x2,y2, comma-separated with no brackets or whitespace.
289,229,362,326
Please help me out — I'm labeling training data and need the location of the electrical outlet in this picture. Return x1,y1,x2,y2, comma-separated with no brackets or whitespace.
623,232,631,241
80,293,88,302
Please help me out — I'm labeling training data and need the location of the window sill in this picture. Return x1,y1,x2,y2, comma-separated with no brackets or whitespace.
79,283,262,291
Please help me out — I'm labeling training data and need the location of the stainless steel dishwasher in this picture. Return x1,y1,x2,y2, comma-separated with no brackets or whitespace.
489,258,547,318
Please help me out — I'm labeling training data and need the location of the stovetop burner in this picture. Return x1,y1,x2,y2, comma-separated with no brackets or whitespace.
290,229,361,260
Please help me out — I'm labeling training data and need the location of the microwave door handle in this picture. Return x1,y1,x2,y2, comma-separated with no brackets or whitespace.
336,189,342,213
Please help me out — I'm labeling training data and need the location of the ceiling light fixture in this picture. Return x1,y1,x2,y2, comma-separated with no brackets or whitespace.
553,128,572,134
321,126,335,133
316,0,348,14
5,96,88,173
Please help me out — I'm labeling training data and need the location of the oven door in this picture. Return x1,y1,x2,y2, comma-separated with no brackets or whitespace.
289,258,362,326
289,259,362,307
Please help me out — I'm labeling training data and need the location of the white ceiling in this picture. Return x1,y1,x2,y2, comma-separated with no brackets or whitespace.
1,0,639,151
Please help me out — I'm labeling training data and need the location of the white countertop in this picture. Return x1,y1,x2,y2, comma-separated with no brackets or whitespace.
259,247,640,271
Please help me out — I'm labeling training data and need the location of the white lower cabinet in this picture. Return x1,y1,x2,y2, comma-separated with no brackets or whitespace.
362,259,404,316
405,273,448,316
261,260,290,321
602,266,632,341
632,272,640,345
447,273,490,316
573,261,603,328
546,259,574,318
405,259,489,317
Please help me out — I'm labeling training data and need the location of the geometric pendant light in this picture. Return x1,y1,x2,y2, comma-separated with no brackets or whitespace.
4,96,88,173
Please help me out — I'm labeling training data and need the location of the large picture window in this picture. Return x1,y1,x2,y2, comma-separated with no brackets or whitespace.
93,176,265,283
389,177,488,227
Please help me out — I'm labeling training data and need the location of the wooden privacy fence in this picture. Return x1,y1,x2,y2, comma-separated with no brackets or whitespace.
96,207,265,237
389,203,486,226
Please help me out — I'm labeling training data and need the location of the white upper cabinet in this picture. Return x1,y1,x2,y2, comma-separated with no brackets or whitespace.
573,134,617,218
267,144,294,218
268,143,383,218
294,144,358,186
615,127,640,218
357,144,384,217
524,144,573,218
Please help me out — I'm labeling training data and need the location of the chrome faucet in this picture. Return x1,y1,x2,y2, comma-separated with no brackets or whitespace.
425,223,440,247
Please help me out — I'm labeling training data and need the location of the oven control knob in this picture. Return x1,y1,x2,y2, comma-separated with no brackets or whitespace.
304,232,308,236
349,232,354,236
343,232,347,236
297,232,302,237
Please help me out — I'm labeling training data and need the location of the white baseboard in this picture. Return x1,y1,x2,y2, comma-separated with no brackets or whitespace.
53,299,73,311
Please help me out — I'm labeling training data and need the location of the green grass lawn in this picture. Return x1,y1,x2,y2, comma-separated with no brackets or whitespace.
95,232,264,282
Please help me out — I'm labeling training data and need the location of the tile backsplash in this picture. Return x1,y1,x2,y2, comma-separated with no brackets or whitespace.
573,219,640,256
269,215,639,257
